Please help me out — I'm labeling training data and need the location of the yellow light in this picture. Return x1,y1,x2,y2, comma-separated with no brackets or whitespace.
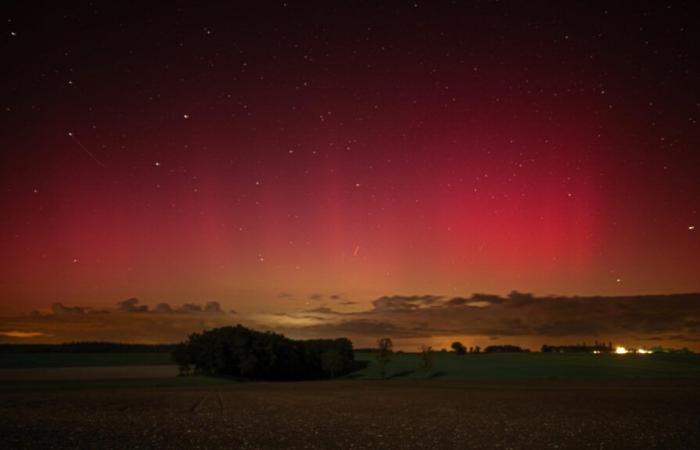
615,346,628,354
592,350,601,354
636,348,653,354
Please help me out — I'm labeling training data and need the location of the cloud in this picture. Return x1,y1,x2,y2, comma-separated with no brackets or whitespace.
42,299,232,318
154,303,174,313
294,319,431,338
204,301,224,314
51,303,86,315
372,295,442,312
278,292,700,346
178,303,203,313
309,294,323,301
277,292,293,299
304,307,344,315
117,298,148,313
0,330,44,338
3,292,700,348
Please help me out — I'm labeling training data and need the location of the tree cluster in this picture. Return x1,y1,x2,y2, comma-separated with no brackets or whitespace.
450,342,481,354
172,325,355,380
541,341,613,353
483,345,529,353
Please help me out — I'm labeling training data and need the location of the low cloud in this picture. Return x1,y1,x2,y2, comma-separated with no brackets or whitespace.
0,330,45,338
295,319,431,338
117,298,148,313
3,292,700,348
278,292,700,347
372,295,442,312
155,303,174,313
204,302,224,314
51,303,86,315
178,303,202,313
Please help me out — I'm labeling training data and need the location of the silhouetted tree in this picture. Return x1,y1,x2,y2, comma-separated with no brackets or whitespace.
321,348,343,378
483,345,529,353
172,342,192,376
376,337,393,379
172,325,354,380
419,345,433,372
451,341,467,355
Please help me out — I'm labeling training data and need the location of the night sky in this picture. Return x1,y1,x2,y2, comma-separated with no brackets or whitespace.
1,2,699,348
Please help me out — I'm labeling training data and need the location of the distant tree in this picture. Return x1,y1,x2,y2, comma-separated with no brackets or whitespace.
172,343,192,376
376,337,394,379
483,345,529,353
419,345,433,372
321,348,343,378
451,341,467,355
473,345,481,354
172,325,354,380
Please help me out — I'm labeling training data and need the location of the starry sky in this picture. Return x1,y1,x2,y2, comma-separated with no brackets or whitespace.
1,1,699,348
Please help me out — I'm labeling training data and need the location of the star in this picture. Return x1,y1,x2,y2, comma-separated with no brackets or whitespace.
689,225,696,231
154,161,161,167
183,114,190,119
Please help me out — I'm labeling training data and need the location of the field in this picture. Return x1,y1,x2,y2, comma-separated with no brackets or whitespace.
2,379,700,449
0,351,174,369
354,350,700,380
2,351,700,448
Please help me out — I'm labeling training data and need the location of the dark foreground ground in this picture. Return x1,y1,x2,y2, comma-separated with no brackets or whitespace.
2,379,700,449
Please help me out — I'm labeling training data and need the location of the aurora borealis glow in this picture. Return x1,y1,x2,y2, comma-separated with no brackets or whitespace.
1,2,699,348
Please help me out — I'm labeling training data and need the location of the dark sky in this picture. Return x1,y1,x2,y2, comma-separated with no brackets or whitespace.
1,1,698,347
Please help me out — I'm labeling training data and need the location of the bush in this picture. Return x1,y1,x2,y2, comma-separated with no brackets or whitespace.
172,325,354,380
450,341,467,355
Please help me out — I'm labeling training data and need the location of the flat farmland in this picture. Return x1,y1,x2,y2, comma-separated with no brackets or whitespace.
2,379,700,449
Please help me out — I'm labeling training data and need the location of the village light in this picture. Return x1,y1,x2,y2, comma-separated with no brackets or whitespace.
615,346,629,354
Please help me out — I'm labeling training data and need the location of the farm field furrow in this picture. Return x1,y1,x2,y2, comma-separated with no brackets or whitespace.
2,380,699,449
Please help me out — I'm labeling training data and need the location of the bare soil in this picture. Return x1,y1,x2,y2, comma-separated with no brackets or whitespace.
1,379,699,449
0,365,178,381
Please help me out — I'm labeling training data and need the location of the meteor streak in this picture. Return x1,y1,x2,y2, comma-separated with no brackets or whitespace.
67,131,107,167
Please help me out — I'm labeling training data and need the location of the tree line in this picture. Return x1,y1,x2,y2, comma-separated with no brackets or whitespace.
0,342,177,353
541,342,613,353
172,325,355,380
